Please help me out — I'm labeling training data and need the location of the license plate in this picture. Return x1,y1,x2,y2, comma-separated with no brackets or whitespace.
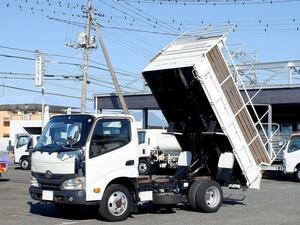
42,190,53,201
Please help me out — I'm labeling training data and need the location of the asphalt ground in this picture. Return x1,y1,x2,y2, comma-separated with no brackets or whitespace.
0,168,299,225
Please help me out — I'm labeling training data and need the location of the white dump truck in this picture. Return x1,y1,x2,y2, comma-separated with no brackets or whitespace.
138,129,181,175
29,28,275,222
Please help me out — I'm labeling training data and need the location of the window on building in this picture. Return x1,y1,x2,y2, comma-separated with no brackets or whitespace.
280,123,293,134
3,118,10,127
3,133,9,138
296,123,300,131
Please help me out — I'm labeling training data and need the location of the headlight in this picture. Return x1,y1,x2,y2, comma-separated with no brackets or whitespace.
30,176,39,188
61,177,85,190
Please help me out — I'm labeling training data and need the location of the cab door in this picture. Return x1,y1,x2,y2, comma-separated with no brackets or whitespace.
85,118,138,201
137,131,147,157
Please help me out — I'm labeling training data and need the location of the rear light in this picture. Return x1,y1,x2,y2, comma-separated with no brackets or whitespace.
0,163,6,168
0,163,7,172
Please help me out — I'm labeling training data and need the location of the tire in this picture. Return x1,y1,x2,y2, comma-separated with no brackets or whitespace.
20,157,31,170
98,184,131,222
188,181,203,210
138,159,150,175
294,168,300,182
195,180,223,213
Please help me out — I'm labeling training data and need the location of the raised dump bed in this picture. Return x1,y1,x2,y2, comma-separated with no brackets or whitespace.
142,27,271,188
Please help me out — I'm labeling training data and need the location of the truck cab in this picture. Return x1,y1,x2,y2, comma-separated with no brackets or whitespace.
29,114,139,221
283,133,300,181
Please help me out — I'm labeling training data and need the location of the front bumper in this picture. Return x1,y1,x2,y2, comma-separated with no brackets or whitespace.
29,186,87,205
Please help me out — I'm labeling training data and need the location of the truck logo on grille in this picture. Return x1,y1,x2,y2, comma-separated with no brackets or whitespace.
45,170,53,179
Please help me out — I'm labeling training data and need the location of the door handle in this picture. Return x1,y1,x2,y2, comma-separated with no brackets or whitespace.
125,160,134,166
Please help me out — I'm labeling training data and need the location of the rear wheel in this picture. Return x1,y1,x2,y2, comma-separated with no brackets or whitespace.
98,184,131,222
195,180,223,213
20,157,30,170
138,159,150,175
188,181,203,210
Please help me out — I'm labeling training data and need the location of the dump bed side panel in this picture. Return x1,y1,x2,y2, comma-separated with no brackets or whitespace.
206,46,270,165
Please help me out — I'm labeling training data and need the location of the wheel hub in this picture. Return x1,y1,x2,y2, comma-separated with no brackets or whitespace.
107,191,128,216
22,160,28,168
205,186,220,208
139,163,147,173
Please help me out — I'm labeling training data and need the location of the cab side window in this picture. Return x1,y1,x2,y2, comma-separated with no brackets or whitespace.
138,131,145,144
90,119,131,158
288,136,300,153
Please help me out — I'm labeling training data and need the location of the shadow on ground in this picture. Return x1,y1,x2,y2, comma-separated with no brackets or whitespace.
262,171,295,182
0,178,10,182
27,201,101,220
27,196,246,222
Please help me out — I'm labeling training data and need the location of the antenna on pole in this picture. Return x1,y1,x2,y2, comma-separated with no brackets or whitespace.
66,0,96,113
68,0,128,114
80,0,92,113
90,7,129,114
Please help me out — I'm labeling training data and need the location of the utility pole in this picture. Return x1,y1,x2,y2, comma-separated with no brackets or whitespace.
91,11,129,114
80,0,92,113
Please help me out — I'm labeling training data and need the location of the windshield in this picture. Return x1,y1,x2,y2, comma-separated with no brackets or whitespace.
288,136,300,153
36,115,94,152
16,136,30,149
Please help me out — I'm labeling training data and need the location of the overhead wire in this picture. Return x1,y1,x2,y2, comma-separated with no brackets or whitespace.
121,0,300,5
1,84,93,101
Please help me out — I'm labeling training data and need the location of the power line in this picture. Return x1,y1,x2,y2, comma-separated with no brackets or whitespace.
0,44,140,77
122,0,300,6
0,71,142,91
1,84,93,101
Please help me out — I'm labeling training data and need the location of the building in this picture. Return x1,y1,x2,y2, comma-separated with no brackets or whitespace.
0,95,92,150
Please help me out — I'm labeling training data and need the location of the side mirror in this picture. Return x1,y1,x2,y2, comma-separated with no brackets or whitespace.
67,125,80,145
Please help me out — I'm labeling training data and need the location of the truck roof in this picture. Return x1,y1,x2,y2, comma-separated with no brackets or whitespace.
51,113,136,121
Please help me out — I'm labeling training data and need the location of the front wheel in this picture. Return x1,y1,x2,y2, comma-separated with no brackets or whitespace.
294,168,300,182
20,157,30,170
138,159,150,175
98,184,131,222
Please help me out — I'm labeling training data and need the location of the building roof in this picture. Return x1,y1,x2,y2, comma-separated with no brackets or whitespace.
0,95,93,113
94,85,300,110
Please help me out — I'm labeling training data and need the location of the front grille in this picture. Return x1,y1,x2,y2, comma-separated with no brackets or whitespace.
36,173,64,180
34,172,75,191
40,182,61,190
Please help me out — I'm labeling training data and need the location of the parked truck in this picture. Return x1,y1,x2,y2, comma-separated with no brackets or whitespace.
271,133,300,181
14,134,39,170
29,28,275,222
138,129,181,175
